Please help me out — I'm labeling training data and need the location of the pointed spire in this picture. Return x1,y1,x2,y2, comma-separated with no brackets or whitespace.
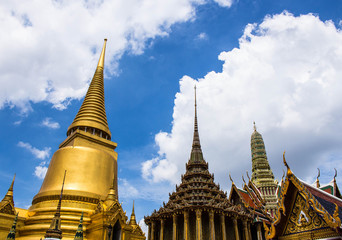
44,170,66,239
316,168,320,188
1,174,15,203
6,212,19,240
67,39,111,140
105,177,117,204
74,212,84,240
253,121,257,132
189,85,204,163
0,174,16,215
129,201,137,225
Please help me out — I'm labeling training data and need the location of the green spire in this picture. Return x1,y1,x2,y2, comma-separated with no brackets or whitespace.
74,212,84,240
44,171,66,239
250,122,274,185
6,212,19,240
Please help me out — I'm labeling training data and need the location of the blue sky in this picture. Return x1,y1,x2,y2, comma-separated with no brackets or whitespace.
1,0,342,231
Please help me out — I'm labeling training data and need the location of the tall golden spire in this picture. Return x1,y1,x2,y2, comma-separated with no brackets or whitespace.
1,174,15,203
44,171,66,239
189,85,204,163
67,39,111,139
129,201,137,225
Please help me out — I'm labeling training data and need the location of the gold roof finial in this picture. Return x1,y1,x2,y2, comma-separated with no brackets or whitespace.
67,39,111,139
246,171,250,182
129,201,137,225
242,175,246,186
229,173,234,185
283,151,292,176
253,121,257,131
316,168,320,188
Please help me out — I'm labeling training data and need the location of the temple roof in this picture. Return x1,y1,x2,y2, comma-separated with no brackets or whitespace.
145,87,253,221
67,39,111,139
0,175,16,215
265,154,342,239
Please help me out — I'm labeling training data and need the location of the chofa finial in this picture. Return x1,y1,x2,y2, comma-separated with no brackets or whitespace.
229,173,234,184
283,151,292,176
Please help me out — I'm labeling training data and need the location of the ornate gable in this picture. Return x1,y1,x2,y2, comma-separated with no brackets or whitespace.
0,201,15,215
283,191,329,236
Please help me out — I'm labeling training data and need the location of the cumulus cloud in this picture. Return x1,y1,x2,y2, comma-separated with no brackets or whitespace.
41,117,60,129
142,12,342,189
18,141,51,160
0,0,231,112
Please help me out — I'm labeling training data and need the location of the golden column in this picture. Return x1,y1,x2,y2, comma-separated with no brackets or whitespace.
151,221,156,240
233,217,240,240
243,220,249,240
209,210,215,240
248,222,252,240
196,209,202,240
256,223,262,240
160,219,164,240
173,214,177,240
184,211,189,240
220,214,226,240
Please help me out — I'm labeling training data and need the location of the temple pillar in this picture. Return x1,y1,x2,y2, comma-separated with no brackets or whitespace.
184,211,189,240
160,219,164,240
256,223,262,240
196,209,202,240
148,223,151,240
243,220,249,240
173,214,177,240
248,221,252,240
152,221,156,240
220,214,226,240
209,210,215,240
233,217,240,240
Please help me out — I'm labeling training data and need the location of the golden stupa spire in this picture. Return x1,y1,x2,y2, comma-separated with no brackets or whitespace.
0,174,16,215
129,201,137,225
67,39,111,140
44,170,66,239
1,174,15,203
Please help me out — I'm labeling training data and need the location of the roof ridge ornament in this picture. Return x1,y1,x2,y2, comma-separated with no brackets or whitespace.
283,151,292,176
316,168,320,188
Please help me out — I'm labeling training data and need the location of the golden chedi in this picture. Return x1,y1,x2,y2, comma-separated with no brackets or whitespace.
0,39,145,240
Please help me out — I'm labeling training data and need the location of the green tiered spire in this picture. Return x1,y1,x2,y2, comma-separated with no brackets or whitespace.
250,122,278,216
74,212,84,240
6,212,19,240
44,171,66,239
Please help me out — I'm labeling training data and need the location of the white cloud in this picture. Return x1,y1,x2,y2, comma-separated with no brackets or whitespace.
196,32,208,40
34,165,48,179
213,0,233,7
41,117,60,129
139,218,148,235
18,141,51,160
0,0,231,112
118,178,139,198
142,12,342,190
